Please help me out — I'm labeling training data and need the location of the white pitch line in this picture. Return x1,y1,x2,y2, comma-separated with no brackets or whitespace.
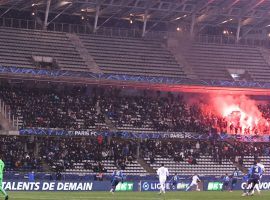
10,197,183,200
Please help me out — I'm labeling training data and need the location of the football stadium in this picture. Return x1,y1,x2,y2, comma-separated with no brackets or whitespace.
1,0,270,199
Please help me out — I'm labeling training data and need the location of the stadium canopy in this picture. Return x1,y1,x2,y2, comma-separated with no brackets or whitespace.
1,0,270,37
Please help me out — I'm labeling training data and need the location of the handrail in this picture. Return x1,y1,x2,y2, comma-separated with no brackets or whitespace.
0,98,19,130
0,17,167,39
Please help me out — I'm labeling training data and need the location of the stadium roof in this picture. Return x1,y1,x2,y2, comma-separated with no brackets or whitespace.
1,0,270,34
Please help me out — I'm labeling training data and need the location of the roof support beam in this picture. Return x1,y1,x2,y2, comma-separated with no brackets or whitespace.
240,0,265,17
72,0,193,13
190,13,195,36
95,9,121,31
93,4,100,33
142,9,148,37
195,0,239,24
145,0,181,33
43,0,51,30
236,17,241,43
47,2,72,25
0,0,22,18
241,17,268,39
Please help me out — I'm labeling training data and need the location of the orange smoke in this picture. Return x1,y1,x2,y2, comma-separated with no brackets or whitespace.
210,95,267,135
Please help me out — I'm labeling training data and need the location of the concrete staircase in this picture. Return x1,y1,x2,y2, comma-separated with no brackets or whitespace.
137,158,155,174
166,34,197,79
96,100,118,132
66,33,102,73
258,47,270,67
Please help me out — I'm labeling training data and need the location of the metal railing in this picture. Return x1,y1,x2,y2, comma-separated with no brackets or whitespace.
0,17,168,39
0,98,19,130
195,34,270,48
1,17,270,47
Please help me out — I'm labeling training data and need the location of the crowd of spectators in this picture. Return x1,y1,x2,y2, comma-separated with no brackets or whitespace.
140,139,270,166
99,88,218,133
0,84,106,130
29,135,136,172
0,136,41,171
2,83,270,135
0,135,137,173
1,135,270,173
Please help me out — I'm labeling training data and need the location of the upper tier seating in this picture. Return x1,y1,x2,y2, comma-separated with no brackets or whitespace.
184,43,270,81
0,27,89,71
79,34,186,78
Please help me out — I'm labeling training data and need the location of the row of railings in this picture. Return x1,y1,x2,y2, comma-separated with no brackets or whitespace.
0,98,19,130
1,17,270,47
0,17,167,39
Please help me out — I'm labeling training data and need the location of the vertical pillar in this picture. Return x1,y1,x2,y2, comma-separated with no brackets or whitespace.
93,5,100,33
190,13,196,36
137,142,140,158
3,105,6,118
142,10,148,37
236,18,241,43
43,0,52,30
16,117,19,130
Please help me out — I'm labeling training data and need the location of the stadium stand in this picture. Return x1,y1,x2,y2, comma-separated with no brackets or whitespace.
0,83,218,132
38,136,147,176
3,26,270,82
145,156,235,176
2,2,270,197
0,136,41,171
0,26,185,78
239,156,270,175
2,82,270,134
184,43,270,81
2,134,270,176
1,26,270,180
0,27,90,71
99,88,218,133
142,140,236,176
79,34,186,77
0,84,108,130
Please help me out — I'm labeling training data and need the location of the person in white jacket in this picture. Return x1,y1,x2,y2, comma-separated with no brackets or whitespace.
186,173,201,191
157,163,169,194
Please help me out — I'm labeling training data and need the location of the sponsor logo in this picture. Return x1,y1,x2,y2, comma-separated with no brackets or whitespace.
207,182,223,191
142,182,150,191
115,182,134,191
141,181,188,191
177,183,189,190
241,182,270,190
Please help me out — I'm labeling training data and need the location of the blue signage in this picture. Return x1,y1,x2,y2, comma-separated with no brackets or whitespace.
140,181,190,191
2,181,136,192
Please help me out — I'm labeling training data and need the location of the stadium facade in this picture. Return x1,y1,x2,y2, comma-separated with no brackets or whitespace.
0,0,270,193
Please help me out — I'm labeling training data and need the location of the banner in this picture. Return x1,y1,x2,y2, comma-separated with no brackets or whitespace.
140,181,196,192
241,181,270,190
19,128,189,139
2,181,135,192
19,128,270,142
205,180,270,191
3,181,93,191
3,65,270,90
